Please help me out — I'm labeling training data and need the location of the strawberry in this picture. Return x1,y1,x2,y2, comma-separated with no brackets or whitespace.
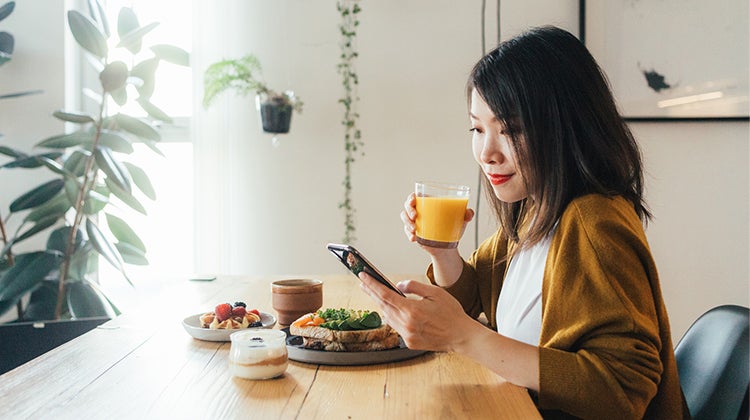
215,303,232,322
231,306,246,317
248,308,260,316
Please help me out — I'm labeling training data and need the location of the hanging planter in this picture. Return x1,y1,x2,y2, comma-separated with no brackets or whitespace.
203,55,303,135
256,90,298,134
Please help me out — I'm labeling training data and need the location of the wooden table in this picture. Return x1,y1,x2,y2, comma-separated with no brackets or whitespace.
0,274,541,419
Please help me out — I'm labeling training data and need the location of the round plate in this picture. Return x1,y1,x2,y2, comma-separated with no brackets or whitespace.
182,312,276,342
282,327,428,365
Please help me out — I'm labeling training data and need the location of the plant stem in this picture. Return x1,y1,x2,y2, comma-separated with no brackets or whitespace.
54,99,106,320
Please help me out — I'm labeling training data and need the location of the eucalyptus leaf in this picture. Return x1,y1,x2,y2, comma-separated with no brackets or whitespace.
104,176,146,215
94,146,131,193
2,152,62,169
63,150,90,177
114,113,160,142
115,241,148,265
137,98,172,123
98,130,134,153
24,192,70,223
110,85,127,106
150,44,190,66
22,280,59,321
53,110,95,124
130,57,158,99
0,251,61,307
47,226,85,255
67,10,107,59
82,184,109,215
9,179,65,212
13,214,59,244
87,0,110,37
100,60,128,92
85,218,125,275
67,280,115,318
36,131,92,149
117,22,158,53
123,162,155,200
0,2,15,23
106,213,145,252
0,31,12,55
64,177,83,209
0,145,25,158
116,7,140,52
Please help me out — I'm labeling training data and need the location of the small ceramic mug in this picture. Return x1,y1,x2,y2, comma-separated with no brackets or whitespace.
271,279,323,325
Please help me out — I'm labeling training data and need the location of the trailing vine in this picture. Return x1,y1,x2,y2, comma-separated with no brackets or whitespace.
336,0,362,243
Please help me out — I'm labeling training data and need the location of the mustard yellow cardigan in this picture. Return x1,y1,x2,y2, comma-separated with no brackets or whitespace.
429,194,689,419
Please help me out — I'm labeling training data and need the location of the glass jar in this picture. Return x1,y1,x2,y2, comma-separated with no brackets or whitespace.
228,329,288,380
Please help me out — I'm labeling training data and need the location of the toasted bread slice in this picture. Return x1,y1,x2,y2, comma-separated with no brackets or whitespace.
301,331,400,352
290,323,395,343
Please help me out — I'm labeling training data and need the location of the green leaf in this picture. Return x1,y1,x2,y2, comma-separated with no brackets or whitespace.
22,280,59,321
150,44,190,66
2,152,62,169
13,214,59,244
110,85,127,106
85,218,126,275
115,242,148,265
53,110,95,124
47,226,85,255
123,162,155,200
36,131,92,149
117,22,159,54
86,0,110,37
137,98,172,123
130,57,158,99
0,2,15,23
9,179,65,212
104,176,146,215
98,130,134,153
0,251,61,305
0,145,25,158
100,60,129,92
94,146,131,193
63,150,90,177
116,7,140,52
24,192,70,223
68,243,97,280
106,213,145,252
82,184,109,215
114,113,160,142
67,280,116,318
68,10,107,59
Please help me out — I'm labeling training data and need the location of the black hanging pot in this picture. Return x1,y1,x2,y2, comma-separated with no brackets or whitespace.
256,91,295,134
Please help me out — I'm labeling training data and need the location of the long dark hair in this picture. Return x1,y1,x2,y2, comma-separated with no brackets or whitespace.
467,25,650,247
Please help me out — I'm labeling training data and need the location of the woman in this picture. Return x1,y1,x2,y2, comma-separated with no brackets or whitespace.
359,26,689,419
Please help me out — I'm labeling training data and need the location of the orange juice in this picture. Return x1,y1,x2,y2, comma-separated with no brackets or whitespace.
415,196,469,248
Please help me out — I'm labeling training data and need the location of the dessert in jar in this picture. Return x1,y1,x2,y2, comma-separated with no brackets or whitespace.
229,329,288,379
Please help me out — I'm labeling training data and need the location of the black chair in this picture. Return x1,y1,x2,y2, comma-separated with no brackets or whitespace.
674,304,749,420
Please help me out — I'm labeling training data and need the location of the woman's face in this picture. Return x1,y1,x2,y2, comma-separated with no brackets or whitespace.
469,89,528,203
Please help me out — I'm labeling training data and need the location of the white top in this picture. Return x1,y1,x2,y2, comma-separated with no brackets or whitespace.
495,229,555,346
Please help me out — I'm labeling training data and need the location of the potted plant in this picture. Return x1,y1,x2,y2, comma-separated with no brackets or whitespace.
0,0,189,367
202,54,303,134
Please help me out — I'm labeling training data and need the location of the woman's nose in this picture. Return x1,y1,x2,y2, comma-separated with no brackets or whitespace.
479,135,505,165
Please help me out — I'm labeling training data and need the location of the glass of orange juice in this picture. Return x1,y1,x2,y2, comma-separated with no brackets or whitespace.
414,181,470,248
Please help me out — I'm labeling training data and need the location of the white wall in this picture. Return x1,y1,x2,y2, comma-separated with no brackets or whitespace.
1,1,747,342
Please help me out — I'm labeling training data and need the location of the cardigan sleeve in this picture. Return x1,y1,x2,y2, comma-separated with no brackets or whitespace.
426,229,508,328
536,196,667,419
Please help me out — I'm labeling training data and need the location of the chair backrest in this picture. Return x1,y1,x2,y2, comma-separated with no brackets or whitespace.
674,304,749,420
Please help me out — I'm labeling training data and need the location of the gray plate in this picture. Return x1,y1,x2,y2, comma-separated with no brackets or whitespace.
283,327,428,365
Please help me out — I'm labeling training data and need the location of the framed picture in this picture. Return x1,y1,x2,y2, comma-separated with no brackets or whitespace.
580,0,749,121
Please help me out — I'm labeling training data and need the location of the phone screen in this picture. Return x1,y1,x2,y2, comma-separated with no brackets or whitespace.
326,243,406,297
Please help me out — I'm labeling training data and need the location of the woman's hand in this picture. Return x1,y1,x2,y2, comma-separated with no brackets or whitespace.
358,271,481,352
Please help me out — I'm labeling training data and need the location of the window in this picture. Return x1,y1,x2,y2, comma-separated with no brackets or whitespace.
93,1,193,307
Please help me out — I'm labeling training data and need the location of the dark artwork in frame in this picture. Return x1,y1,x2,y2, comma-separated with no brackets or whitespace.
579,0,749,122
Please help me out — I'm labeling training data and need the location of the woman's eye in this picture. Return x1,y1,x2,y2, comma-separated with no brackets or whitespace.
469,127,483,134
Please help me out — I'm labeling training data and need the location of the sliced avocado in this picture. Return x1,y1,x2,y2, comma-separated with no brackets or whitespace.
360,312,381,328
346,318,364,330
335,319,351,330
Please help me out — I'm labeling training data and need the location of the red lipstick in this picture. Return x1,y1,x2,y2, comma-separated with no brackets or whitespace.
488,173,512,185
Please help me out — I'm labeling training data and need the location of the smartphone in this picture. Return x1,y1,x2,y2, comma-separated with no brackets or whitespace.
326,243,406,297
